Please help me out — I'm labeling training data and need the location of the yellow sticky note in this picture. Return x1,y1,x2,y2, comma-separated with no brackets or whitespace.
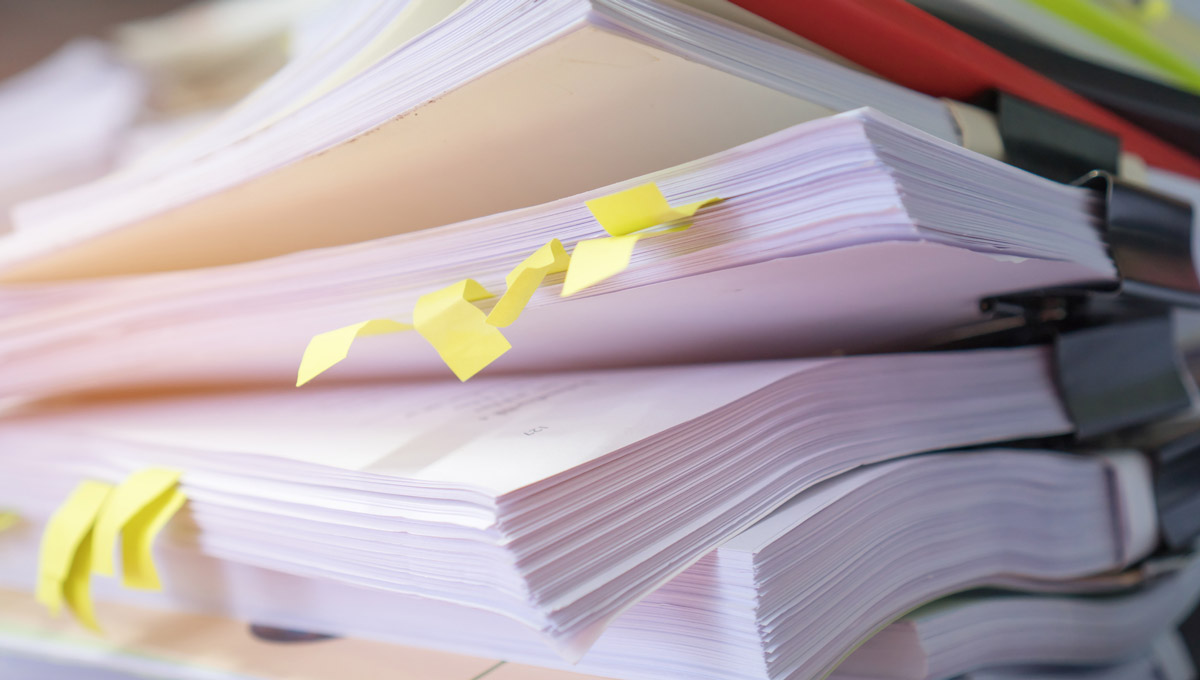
486,239,570,327
565,183,722,296
37,481,113,618
414,280,510,381
90,468,180,579
122,488,186,591
560,235,642,297
297,319,413,386
64,527,102,632
584,182,722,236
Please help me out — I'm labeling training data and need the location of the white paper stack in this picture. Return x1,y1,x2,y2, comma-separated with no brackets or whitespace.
952,630,1196,680
2,0,961,279
1,2,1197,679
0,347,1073,660
0,40,144,234
0,110,1121,403
0,444,1159,679
837,557,1200,680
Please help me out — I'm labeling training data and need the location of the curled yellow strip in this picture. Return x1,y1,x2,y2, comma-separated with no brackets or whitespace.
37,481,113,630
564,183,722,296
122,488,186,590
487,239,570,327
296,319,414,386
90,468,184,592
584,182,721,236
414,279,510,381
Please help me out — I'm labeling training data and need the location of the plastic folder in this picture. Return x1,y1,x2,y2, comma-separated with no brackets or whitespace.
726,0,1200,180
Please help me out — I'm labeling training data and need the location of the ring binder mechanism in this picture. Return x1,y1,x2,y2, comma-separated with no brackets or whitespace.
989,91,1121,183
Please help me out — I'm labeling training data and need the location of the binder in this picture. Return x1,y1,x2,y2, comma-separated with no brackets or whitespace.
989,92,1121,183
725,0,1200,179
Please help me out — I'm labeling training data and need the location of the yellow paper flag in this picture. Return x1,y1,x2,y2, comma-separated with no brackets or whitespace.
121,488,186,590
414,279,510,381
584,182,720,236
296,319,413,386
486,239,570,327
561,235,641,298
63,526,103,632
90,468,181,582
564,183,722,297
37,481,113,621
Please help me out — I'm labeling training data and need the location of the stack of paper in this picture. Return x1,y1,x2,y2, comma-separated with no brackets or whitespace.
0,439,1166,679
0,588,1192,680
0,347,1071,659
0,40,143,234
4,0,967,279
837,557,1200,680
0,111,1117,401
112,0,334,113
2,2,1200,679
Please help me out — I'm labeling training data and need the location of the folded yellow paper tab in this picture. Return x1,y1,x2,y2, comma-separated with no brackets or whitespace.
121,488,186,590
90,468,184,590
296,319,414,386
560,235,642,298
487,239,570,327
37,481,113,630
415,279,510,381
584,182,722,236
563,183,721,296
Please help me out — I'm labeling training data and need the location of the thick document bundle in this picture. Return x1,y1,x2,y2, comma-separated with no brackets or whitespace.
0,445,1157,679
0,111,1126,402
0,348,1071,658
0,592,1191,680
2,0,960,280
839,558,1200,680
0,40,143,233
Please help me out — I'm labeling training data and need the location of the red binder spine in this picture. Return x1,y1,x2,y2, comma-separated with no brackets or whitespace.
729,0,1200,179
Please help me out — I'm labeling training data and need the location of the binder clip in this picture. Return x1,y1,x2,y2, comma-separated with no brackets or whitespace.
1052,314,1194,440
248,623,338,643
959,179,1198,438
1148,429,1200,553
949,96,1200,439
1106,420,1200,555
966,176,1197,438
945,294,1193,440
1075,170,1200,300
988,91,1121,184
